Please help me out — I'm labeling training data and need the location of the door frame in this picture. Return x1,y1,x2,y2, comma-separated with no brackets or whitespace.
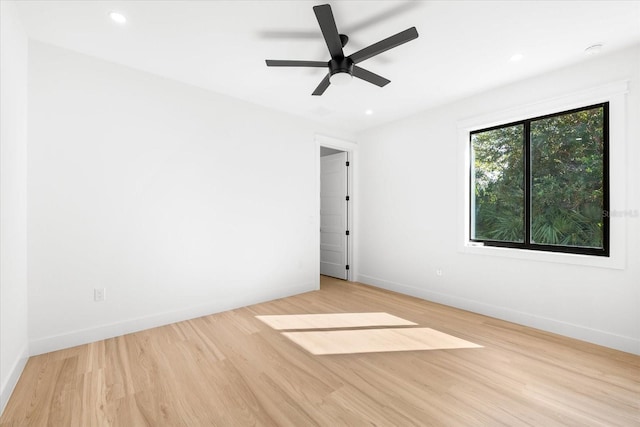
315,134,358,288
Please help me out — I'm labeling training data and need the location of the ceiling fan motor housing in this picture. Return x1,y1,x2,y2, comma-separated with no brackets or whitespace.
329,57,354,77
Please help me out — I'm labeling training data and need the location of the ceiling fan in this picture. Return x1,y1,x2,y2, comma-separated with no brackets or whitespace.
265,4,419,96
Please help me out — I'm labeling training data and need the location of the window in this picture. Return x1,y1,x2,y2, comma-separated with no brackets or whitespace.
470,103,609,256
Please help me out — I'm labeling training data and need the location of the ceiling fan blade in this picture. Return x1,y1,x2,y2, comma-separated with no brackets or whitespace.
312,74,331,96
266,60,327,67
313,4,344,59
349,27,418,64
352,66,390,87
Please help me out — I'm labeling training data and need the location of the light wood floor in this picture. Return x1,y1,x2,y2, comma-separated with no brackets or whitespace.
2,276,639,426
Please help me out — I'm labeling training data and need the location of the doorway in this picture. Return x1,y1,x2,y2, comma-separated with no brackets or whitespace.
320,148,349,280
316,134,357,285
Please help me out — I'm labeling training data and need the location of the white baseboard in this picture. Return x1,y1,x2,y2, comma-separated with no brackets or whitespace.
359,274,640,355
30,282,315,356
0,344,28,417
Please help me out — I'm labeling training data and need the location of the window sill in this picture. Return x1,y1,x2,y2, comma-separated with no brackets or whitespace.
461,241,625,269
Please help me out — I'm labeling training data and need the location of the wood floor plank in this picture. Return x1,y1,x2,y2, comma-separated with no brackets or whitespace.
1,276,638,426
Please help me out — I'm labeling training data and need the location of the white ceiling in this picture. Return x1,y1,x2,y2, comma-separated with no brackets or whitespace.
14,0,640,133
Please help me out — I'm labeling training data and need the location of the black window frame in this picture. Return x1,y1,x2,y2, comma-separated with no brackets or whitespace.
469,102,610,257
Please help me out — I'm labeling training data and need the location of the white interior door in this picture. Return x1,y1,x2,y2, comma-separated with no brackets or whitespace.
320,151,348,279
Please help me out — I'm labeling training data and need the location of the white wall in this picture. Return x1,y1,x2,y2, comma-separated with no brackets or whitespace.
0,1,29,414
27,41,351,354
357,45,640,354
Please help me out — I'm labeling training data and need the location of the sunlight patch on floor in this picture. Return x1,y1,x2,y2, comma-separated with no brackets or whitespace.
256,312,483,355
282,327,483,355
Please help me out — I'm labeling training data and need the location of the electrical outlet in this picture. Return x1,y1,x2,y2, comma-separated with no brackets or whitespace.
94,288,106,302
436,269,443,277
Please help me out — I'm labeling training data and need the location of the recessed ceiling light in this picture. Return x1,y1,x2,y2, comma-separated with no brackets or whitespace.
109,11,127,24
365,109,373,115
585,44,603,55
509,53,524,62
